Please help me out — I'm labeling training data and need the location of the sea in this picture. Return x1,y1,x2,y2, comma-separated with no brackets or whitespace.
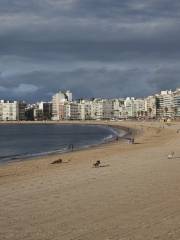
0,123,120,164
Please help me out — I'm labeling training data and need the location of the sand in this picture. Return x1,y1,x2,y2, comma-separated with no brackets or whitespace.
0,121,180,240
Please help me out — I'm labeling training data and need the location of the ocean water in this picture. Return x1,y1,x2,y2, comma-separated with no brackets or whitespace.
0,124,119,164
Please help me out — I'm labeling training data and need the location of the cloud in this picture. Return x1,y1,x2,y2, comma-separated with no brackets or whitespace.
0,86,6,92
0,0,179,101
12,83,39,95
0,82,39,101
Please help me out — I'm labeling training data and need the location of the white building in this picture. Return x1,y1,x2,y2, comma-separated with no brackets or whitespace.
79,99,103,120
112,99,125,119
63,102,82,120
173,88,180,118
134,99,146,118
65,90,72,102
145,96,157,118
124,97,135,118
79,100,92,120
0,100,19,121
52,90,72,120
156,90,174,118
91,99,103,120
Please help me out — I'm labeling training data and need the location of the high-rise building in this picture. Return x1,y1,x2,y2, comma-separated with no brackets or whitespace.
37,102,52,120
52,90,72,120
156,90,174,118
102,99,114,119
134,99,146,118
19,101,27,120
0,100,26,121
145,96,157,119
124,97,135,118
173,88,180,118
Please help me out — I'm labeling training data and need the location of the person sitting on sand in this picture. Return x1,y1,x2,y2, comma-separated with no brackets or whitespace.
93,160,101,168
51,159,63,164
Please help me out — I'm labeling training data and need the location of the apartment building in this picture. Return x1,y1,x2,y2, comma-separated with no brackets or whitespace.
112,99,125,119
156,90,174,118
52,90,72,120
91,99,103,120
124,97,135,118
145,96,157,118
19,102,27,120
63,102,82,120
174,88,180,118
79,99,103,120
0,100,26,121
134,99,146,118
36,102,52,120
102,99,114,119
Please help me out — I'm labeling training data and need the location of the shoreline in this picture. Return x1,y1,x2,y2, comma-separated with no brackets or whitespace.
0,122,132,166
0,121,157,174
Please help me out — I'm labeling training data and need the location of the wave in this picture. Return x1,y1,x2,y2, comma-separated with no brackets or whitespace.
102,134,114,142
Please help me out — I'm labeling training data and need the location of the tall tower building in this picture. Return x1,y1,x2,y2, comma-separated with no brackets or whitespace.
52,90,72,120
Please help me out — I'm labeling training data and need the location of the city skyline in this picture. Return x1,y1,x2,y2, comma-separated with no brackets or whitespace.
0,1,180,101
1,88,180,121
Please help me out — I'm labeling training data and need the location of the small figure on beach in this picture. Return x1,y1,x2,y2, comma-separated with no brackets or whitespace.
51,158,70,164
128,138,134,144
51,158,63,164
93,160,101,168
92,160,110,168
168,151,175,159
69,144,74,151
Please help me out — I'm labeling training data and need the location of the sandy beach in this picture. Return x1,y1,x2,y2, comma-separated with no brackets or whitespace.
1,121,180,240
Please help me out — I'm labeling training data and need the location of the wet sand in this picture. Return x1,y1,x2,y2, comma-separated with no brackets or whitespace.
0,121,180,240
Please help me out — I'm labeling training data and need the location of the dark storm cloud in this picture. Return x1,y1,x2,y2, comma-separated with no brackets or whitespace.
0,0,180,101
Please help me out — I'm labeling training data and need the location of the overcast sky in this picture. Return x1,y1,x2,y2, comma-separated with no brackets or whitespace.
0,0,180,102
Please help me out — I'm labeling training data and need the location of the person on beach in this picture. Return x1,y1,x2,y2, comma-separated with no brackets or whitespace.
93,160,101,168
68,144,74,151
128,138,134,144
